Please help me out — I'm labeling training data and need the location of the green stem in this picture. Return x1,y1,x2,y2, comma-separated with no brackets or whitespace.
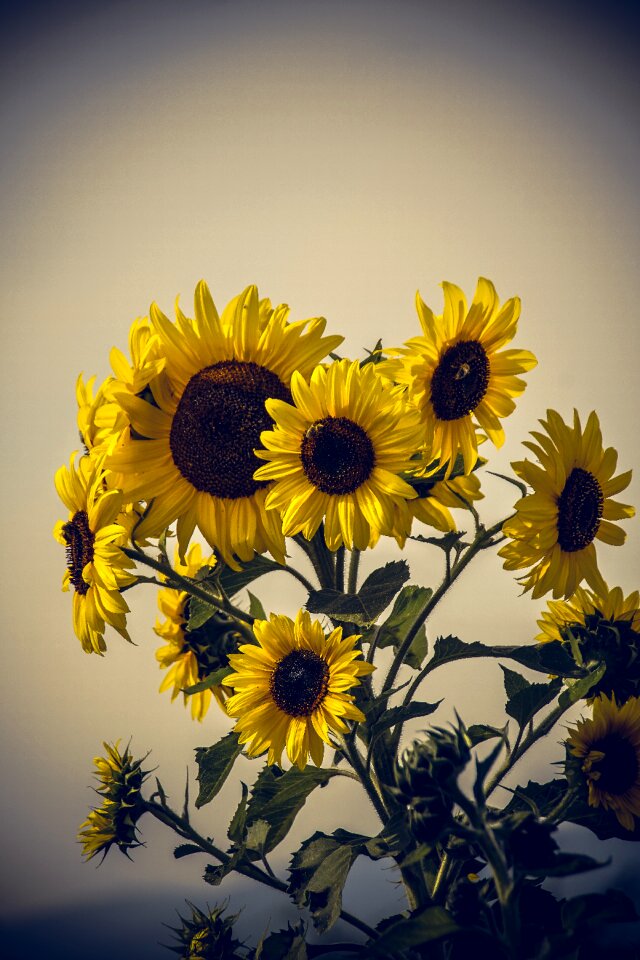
144,799,377,940
340,738,389,824
347,549,361,594
335,546,346,592
281,562,316,594
122,546,254,627
382,518,507,695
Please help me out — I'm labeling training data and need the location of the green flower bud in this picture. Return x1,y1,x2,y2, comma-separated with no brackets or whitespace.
165,901,243,959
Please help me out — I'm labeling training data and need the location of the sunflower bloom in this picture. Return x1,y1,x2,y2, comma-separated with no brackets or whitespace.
76,373,126,457
53,454,136,654
155,544,240,721
499,410,634,599
225,610,375,770
537,585,640,645
108,283,343,566
567,694,640,831
379,277,536,475
254,359,422,550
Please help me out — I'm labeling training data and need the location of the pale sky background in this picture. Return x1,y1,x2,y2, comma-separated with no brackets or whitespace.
1,0,639,956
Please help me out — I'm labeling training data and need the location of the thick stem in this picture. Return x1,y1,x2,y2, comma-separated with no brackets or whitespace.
335,546,346,592
340,739,389,824
347,549,361,594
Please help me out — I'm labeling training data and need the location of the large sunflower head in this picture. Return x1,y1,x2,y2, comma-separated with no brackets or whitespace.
154,544,240,720
224,609,375,770
107,283,343,567
499,410,634,599
53,453,136,654
566,694,640,832
254,358,423,550
538,585,640,701
378,277,537,476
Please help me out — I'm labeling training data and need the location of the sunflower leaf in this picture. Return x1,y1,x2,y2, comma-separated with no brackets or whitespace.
558,662,606,707
173,843,201,859
254,921,308,960
368,906,461,954
502,670,563,729
217,554,283,595
182,665,233,695
247,590,267,620
306,561,410,625
194,732,243,809
368,700,442,742
245,766,339,854
227,781,249,844
184,595,219,631
288,830,369,933
375,585,432,669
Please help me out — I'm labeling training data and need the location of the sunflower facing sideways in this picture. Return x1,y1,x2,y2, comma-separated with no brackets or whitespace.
225,610,375,770
155,544,241,721
567,694,640,832
53,453,136,654
499,410,634,599
107,282,343,567
379,277,537,476
254,359,423,550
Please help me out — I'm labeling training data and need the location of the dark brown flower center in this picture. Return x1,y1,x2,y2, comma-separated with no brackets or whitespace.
300,417,375,494
430,340,490,421
588,732,639,796
169,360,291,500
270,648,330,717
557,467,603,552
62,510,95,595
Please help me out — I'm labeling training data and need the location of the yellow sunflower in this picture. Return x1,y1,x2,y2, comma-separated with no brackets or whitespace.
499,410,634,599
53,453,136,653
225,610,375,770
388,469,484,548
108,283,343,567
537,584,640,645
76,373,126,457
379,277,536,475
567,694,640,831
155,544,240,721
108,316,165,397
254,359,423,551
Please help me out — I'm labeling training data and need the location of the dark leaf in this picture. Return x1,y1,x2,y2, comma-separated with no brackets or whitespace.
183,665,233,695
503,673,562,729
503,779,569,819
368,700,442,741
247,591,267,620
288,830,369,933
185,595,218,631
173,843,201,859
306,561,410,625
194,732,243,809
360,338,385,366
218,554,283,596
228,782,249,843
365,811,413,861
429,635,490,669
369,906,461,954
245,766,338,854
255,921,308,960
501,665,531,699
467,723,510,747
375,586,432,668
525,851,608,878
562,889,638,931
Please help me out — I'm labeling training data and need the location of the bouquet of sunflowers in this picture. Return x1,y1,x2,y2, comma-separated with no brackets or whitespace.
55,278,640,958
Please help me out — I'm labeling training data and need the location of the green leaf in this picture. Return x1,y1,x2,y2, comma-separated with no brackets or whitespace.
562,889,637,932
228,782,249,843
185,595,218,631
245,766,338,854
194,732,243,809
247,590,267,620
183,665,233,695
365,811,413,861
558,662,606,708
203,859,237,886
374,585,432,669
306,561,410,625
369,906,461,954
218,554,283,596
255,922,308,960
525,852,608,878
503,778,569,819
360,338,385,367
368,700,442,741
245,818,271,854
429,634,490,669
501,668,562,728
467,722,510,747
173,843,201,859
289,830,369,933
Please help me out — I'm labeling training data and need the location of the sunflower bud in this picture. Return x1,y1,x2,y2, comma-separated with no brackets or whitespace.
565,612,640,702
394,726,471,843
502,813,559,871
78,740,150,861
165,901,243,959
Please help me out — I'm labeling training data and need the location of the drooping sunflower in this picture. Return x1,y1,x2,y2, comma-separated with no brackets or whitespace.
155,544,240,721
225,610,375,770
566,694,640,831
388,466,485,547
53,453,136,654
537,585,640,645
379,277,536,475
254,359,423,550
499,410,634,599
108,283,343,566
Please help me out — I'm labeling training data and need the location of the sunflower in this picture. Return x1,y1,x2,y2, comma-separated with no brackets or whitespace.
254,359,423,550
107,283,343,567
225,610,375,770
155,544,240,721
566,694,640,831
76,373,126,457
537,585,640,645
53,453,136,654
388,467,484,547
379,277,536,476
499,410,634,599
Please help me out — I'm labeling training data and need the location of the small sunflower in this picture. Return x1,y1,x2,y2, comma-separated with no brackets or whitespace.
225,610,375,770
379,277,536,475
155,544,240,721
566,694,640,831
499,410,634,599
254,359,423,550
389,469,484,547
76,373,126,457
53,454,136,654
78,740,150,860
108,283,342,567
165,901,243,960
537,585,640,645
